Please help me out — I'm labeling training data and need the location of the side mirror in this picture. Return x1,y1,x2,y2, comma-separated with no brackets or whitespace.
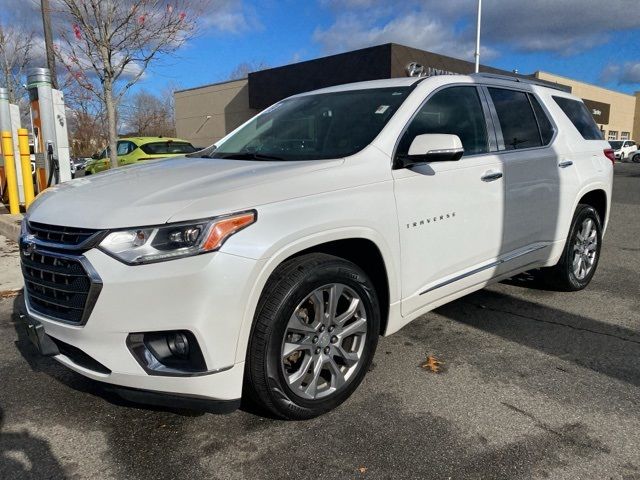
396,134,464,168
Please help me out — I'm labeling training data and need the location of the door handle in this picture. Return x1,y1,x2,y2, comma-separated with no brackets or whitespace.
558,160,573,168
481,171,503,182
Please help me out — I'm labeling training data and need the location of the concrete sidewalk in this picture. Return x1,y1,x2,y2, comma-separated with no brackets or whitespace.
0,202,23,241
0,207,23,293
0,234,22,293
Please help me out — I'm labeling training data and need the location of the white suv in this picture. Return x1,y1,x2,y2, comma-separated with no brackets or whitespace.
609,140,637,161
19,74,613,419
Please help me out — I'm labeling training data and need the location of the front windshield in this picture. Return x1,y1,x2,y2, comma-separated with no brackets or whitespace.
211,87,411,161
609,141,623,149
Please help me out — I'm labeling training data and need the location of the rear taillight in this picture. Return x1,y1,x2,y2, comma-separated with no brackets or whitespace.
604,149,615,165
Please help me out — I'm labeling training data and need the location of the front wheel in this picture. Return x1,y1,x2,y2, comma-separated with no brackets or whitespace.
539,204,603,291
245,253,380,420
632,153,640,163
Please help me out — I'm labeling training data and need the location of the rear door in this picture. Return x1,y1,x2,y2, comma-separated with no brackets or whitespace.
392,85,506,316
484,87,562,255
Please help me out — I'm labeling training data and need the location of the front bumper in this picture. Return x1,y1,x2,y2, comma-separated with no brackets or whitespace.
23,247,261,406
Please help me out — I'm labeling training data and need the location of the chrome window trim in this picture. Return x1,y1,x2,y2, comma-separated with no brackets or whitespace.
482,85,559,154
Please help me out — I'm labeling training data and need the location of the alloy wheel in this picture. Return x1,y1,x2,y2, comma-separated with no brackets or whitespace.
281,283,367,400
572,218,598,280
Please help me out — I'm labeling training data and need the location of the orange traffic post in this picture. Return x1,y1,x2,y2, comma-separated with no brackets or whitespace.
1,131,20,214
18,128,35,208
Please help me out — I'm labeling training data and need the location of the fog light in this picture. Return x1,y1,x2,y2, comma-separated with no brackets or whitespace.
126,330,207,375
167,332,189,358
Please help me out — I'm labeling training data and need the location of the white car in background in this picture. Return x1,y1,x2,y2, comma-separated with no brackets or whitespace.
19,73,613,420
609,140,637,161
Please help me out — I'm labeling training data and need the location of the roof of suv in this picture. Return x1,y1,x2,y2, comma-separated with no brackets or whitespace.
297,73,571,98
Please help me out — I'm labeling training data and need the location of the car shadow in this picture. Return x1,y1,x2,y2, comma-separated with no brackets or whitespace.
0,407,67,479
435,288,640,388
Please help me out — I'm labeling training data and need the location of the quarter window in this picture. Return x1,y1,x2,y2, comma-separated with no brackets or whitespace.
397,86,489,157
488,88,542,150
116,141,136,156
552,96,603,140
528,94,554,145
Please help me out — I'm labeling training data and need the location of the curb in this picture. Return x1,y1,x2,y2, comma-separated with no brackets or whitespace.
0,213,23,243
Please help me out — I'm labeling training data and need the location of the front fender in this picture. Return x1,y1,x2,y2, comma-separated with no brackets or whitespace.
231,226,400,364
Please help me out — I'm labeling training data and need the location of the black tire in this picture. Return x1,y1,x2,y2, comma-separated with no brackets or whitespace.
244,253,380,420
632,153,640,163
539,204,603,291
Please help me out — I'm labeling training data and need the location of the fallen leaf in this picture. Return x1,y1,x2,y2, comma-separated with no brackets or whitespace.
421,355,443,373
357,466,367,474
0,290,21,299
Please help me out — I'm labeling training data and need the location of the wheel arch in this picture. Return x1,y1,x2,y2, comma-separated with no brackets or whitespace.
233,229,399,364
578,188,608,227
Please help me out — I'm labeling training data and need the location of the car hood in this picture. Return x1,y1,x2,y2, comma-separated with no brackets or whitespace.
28,156,345,229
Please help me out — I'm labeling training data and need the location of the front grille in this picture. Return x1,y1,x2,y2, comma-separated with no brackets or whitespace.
21,246,102,325
28,221,99,247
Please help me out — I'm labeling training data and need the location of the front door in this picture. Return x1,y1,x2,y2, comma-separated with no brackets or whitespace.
392,85,505,317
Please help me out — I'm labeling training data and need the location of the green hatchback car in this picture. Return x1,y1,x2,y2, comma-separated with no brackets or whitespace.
85,137,198,174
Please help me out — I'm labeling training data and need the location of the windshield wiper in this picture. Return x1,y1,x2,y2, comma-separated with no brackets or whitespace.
216,152,286,161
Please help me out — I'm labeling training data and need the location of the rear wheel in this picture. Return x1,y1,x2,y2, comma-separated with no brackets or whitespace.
245,253,380,420
539,204,602,291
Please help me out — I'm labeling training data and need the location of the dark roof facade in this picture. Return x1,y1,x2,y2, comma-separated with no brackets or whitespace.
247,43,511,110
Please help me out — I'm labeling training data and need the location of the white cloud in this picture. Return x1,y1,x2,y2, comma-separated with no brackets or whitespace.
602,62,640,85
315,0,640,59
314,11,497,62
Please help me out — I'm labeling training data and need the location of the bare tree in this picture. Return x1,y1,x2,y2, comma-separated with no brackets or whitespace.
54,1,206,168
0,23,35,104
228,61,270,80
123,89,175,137
61,73,107,157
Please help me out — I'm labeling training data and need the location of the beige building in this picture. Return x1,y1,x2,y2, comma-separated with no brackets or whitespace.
534,71,639,142
175,44,640,147
174,78,257,147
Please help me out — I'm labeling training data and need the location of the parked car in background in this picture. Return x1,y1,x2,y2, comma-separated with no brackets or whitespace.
84,137,198,174
609,140,637,161
19,74,613,420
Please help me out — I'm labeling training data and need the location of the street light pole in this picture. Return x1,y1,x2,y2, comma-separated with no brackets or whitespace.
474,0,482,73
41,0,58,89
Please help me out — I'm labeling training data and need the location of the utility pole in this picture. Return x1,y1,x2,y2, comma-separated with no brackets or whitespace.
41,0,58,89
474,0,482,73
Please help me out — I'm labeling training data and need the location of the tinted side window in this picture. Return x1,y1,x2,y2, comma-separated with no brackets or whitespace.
488,88,542,150
117,141,136,155
140,142,197,155
397,86,489,156
552,96,603,140
529,94,554,145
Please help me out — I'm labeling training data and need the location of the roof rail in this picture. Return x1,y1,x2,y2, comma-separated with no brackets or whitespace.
471,72,572,93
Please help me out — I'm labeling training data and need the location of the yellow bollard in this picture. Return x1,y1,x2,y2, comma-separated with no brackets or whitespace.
1,131,20,214
18,129,35,209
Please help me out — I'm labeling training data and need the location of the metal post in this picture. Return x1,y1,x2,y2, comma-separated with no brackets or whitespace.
474,0,482,73
1,131,20,214
41,0,58,89
18,129,35,208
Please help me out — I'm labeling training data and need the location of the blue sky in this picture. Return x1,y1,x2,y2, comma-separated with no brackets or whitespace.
139,0,640,96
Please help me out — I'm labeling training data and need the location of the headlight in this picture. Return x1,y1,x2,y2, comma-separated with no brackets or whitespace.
99,210,256,265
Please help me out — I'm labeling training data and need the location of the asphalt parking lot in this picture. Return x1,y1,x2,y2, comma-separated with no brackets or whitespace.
1,163,639,480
